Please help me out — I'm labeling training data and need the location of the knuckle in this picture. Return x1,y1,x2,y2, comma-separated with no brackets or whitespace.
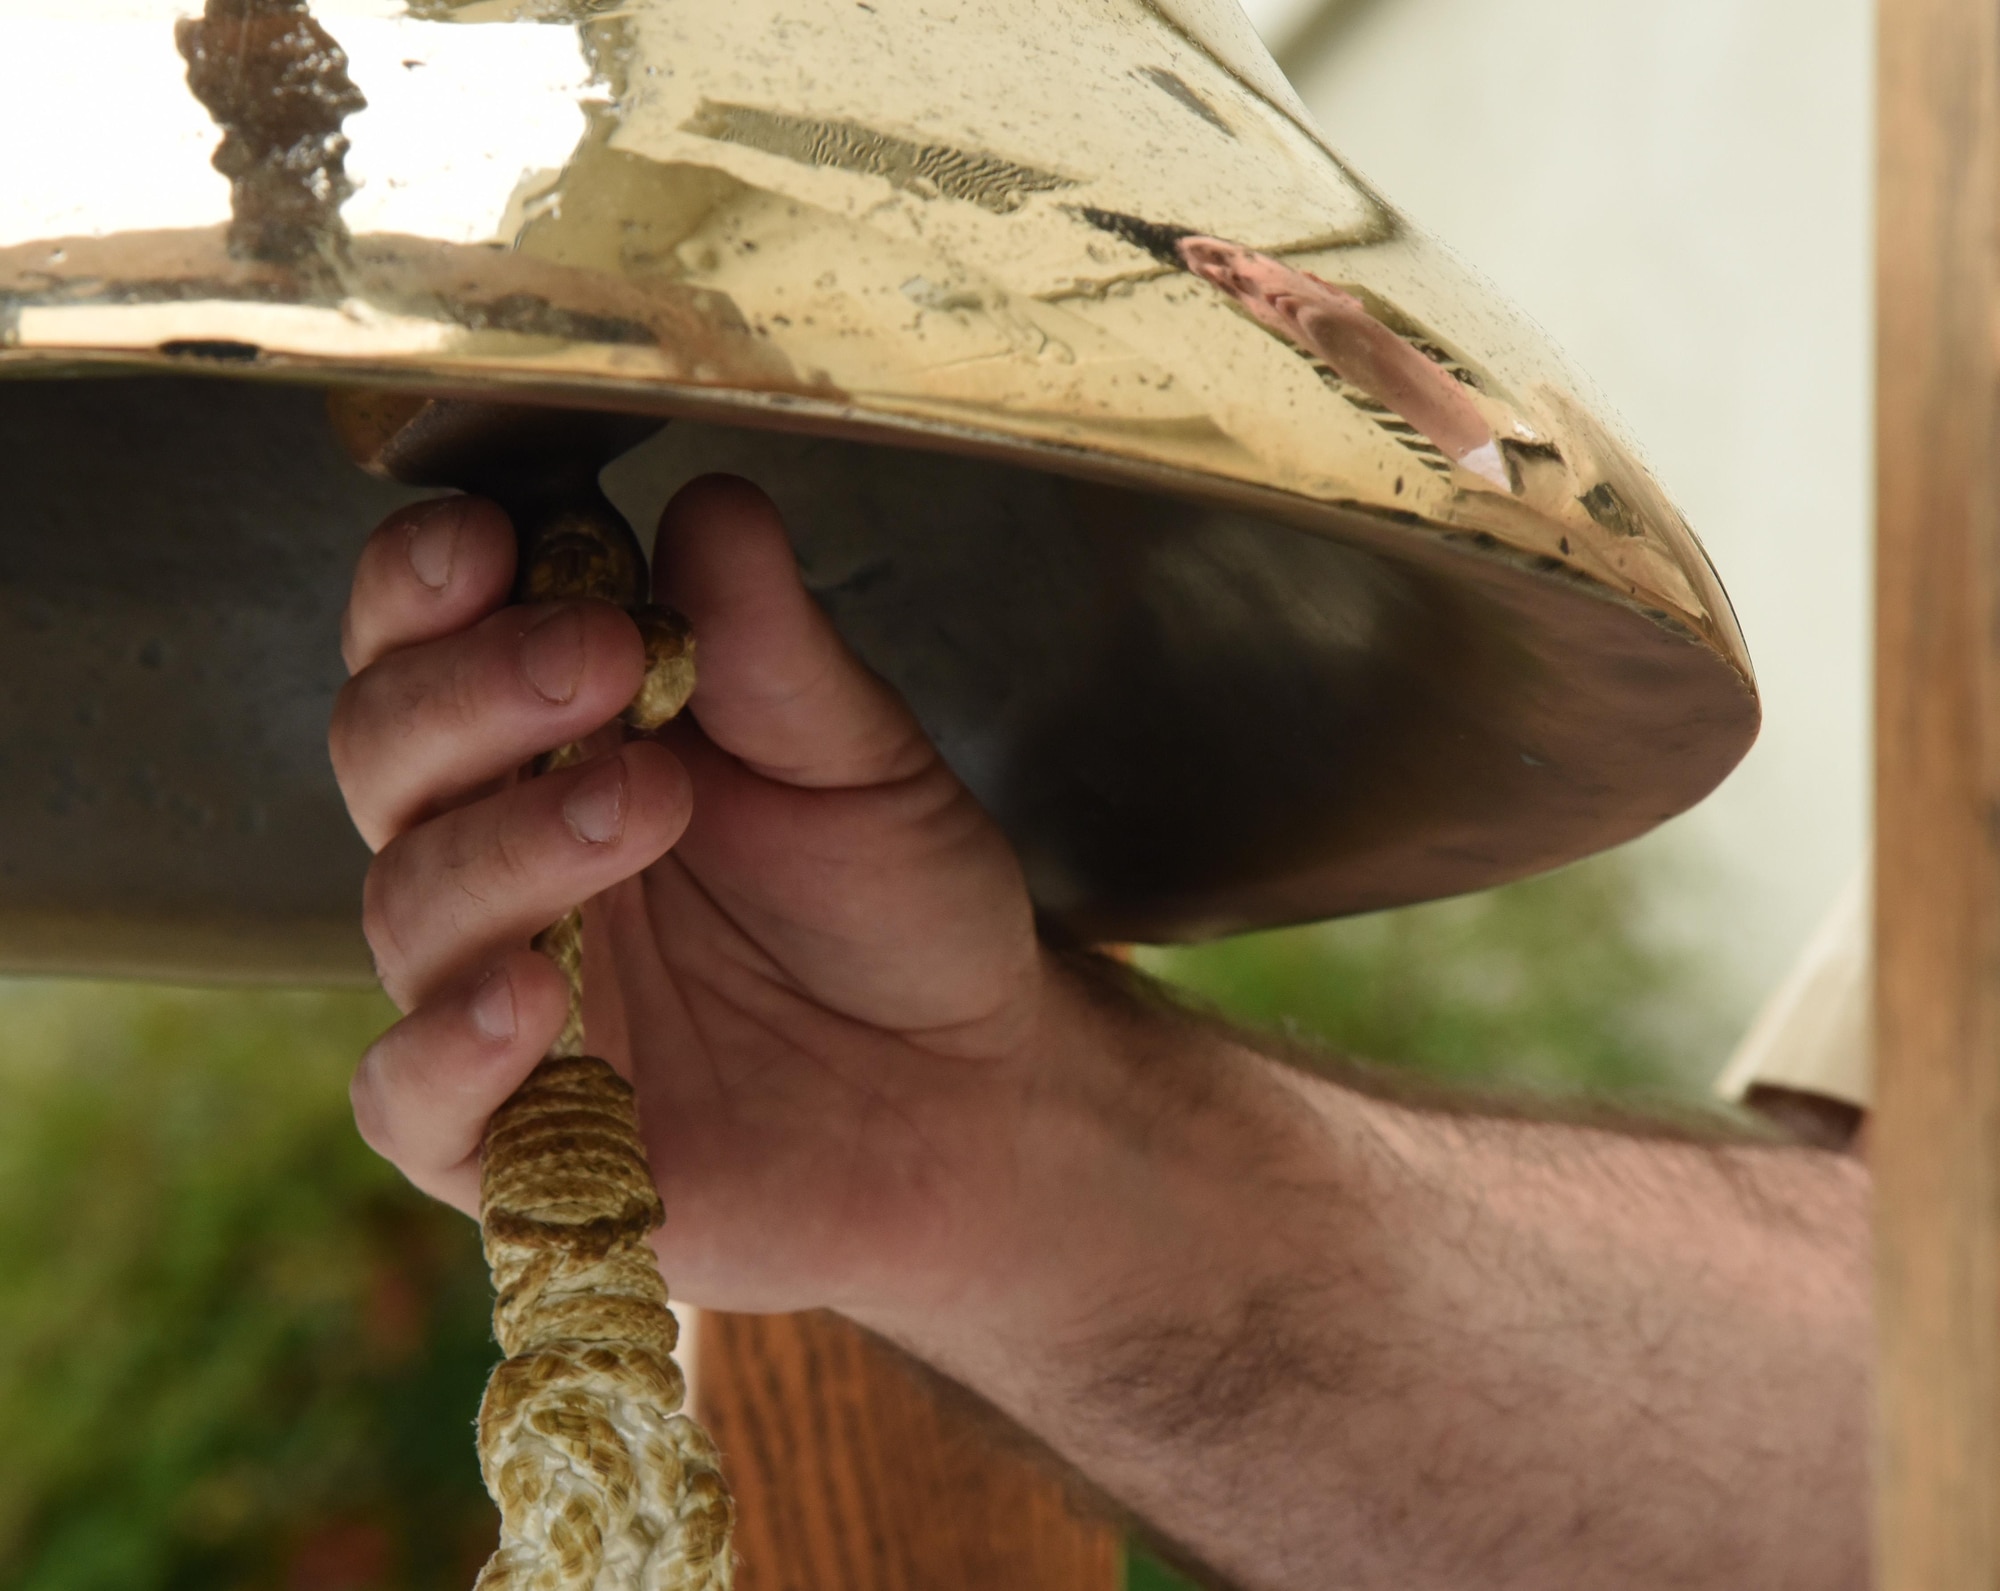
338,603,363,677
485,815,536,895
365,803,525,1000
340,634,484,757
326,675,371,789
361,851,417,1001
329,641,495,846
328,665,407,781
431,812,496,919
433,791,534,912
856,718,935,787
349,1048,398,1161
438,636,485,733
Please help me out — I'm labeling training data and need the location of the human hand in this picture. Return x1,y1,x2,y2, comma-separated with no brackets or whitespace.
331,475,1114,1328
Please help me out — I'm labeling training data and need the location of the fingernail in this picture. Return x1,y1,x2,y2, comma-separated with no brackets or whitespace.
563,756,626,845
469,967,517,1043
520,606,585,704
407,501,461,591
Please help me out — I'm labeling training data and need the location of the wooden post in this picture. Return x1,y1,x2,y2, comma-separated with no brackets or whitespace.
1876,0,2000,1583
691,1310,1124,1591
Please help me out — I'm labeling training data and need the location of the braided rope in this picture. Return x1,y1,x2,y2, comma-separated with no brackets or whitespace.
473,513,730,1591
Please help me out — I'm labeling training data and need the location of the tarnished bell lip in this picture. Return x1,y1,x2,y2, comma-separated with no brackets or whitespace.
0,0,1757,978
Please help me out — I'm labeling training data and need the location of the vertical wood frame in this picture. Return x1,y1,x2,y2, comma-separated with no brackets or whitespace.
1877,0,2000,1581
692,1310,1123,1590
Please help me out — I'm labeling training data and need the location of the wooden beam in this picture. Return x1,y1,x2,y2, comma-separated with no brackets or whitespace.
691,1310,1123,1591
1876,0,2000,1583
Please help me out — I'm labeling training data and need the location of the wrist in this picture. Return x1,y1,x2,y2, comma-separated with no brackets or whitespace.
853,954,1356,1412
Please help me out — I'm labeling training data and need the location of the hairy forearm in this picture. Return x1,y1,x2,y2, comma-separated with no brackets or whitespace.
862,964,1872,1591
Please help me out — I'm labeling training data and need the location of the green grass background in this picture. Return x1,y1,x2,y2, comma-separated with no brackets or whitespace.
0,850,1735,1590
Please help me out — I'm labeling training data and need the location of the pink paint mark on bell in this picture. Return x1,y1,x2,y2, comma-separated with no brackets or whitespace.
1177,235,1510,490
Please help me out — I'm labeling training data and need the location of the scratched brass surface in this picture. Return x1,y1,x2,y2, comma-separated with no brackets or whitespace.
0,0,1756,980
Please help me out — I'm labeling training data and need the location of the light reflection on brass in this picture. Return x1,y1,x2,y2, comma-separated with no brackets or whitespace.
0,0,1757,979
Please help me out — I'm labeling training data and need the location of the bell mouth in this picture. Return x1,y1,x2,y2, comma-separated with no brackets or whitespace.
0,371,1754,981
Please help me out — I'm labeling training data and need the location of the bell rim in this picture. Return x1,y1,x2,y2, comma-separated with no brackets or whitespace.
0,355,1759,957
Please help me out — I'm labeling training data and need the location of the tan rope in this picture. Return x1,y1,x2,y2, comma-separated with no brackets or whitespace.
473,513,729,1591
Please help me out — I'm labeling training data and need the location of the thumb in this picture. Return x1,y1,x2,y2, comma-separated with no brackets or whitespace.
654,474,932,789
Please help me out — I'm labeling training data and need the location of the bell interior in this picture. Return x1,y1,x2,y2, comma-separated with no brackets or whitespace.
0,372,1751,982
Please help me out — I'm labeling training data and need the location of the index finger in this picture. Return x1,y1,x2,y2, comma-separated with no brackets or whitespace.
342,495,518,674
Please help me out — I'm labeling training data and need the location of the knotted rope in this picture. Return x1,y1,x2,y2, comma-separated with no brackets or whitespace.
472,503,732,1591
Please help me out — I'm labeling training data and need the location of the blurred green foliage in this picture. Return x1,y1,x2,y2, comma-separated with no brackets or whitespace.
0,985,497,1591
0,852,1728,1591
1127,1552,1202,1591
1138,849,1732,1102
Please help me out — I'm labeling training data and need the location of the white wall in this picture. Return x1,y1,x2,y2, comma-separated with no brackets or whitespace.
1273,0,1874,1013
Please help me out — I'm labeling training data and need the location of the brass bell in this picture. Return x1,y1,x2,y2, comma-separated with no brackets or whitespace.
0,0,1756,983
